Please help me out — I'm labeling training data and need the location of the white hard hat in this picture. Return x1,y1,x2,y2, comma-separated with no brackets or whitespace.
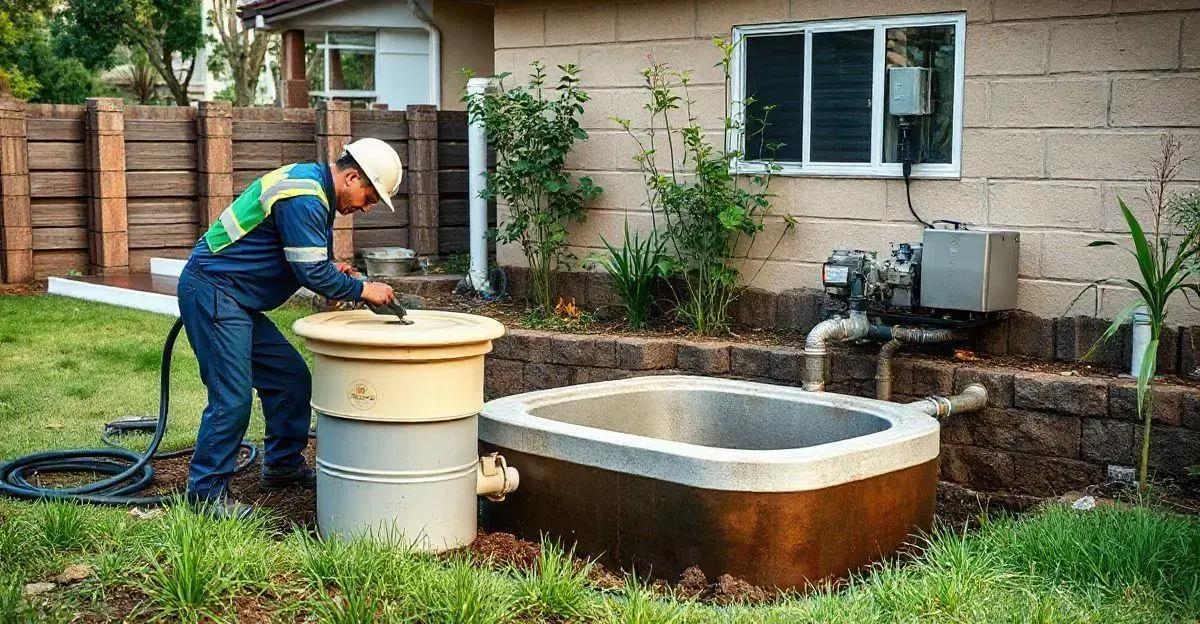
343,137,403,212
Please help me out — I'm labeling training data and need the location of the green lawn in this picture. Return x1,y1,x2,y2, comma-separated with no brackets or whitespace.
2,294,1199,623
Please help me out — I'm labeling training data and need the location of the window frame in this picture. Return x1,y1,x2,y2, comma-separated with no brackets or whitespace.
729,12,966,179
310,30,379,101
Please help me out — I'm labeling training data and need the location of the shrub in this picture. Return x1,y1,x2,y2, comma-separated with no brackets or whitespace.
468,61,602,316
615,41,794,335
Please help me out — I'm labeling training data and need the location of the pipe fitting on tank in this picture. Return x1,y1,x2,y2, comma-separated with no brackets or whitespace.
476,453,519,501
908,383,988,419
803,310,870,392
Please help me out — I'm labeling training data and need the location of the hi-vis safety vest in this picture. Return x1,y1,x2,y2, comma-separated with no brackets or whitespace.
203,164,330,254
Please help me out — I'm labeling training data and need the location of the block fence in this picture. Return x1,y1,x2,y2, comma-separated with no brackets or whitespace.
0,98,481,282
484,329,1200,497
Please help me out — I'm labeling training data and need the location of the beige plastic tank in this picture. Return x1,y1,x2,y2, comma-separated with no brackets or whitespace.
293,309,517,551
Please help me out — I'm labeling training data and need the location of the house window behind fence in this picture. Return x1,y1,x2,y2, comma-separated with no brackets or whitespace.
307,31,378,107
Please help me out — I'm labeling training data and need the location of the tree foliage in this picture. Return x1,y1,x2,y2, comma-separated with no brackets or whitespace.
0,0,98,103
206,0,274,107
60,0,203,106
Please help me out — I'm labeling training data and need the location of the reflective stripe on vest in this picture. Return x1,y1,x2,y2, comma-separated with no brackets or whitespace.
203,164,331,254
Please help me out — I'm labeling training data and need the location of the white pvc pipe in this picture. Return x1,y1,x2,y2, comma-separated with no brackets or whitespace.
466,77,491,294
1131,305,1151,377
409,0,442,107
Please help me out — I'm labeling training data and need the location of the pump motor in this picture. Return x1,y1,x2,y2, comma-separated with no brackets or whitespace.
821,227,1020,324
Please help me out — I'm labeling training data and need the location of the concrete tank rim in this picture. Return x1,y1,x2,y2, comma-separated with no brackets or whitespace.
293,309,506,347
479,375,941,492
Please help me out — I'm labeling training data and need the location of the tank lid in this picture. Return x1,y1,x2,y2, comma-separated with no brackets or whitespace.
293,309,505,347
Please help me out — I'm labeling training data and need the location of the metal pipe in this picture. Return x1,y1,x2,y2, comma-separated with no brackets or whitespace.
908,383,988,419
803,310,870,391
872,325,967,401
465,77,491,295
876,338,903,401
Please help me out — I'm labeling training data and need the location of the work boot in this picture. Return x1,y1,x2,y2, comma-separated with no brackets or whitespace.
187,493,255,521
259,463,317,491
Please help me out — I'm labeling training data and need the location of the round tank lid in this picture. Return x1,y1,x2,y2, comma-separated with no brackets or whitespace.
293,309,505,347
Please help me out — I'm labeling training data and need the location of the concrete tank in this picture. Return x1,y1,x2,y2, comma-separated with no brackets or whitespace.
293,309,515,551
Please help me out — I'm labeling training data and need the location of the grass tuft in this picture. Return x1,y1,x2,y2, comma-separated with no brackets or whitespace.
405,557,520,624
514,538,599,620
27,501,89,552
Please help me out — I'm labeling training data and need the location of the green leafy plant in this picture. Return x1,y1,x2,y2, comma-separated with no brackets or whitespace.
467,60,602,316
444,251,471,275
1087,136,1197,490
590,221,668,330
615,40,795,335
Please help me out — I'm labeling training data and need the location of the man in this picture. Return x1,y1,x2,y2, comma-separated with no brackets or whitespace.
178,137,401,519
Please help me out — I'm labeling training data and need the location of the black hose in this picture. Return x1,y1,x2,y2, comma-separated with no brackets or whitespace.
0,318,257,506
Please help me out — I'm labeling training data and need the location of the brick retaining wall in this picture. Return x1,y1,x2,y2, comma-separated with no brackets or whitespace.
504,265,1200,377
485,328,1200,497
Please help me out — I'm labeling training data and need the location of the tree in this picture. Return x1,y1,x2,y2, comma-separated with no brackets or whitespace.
0,1,99,103
61,0,203,106
206,0,273,106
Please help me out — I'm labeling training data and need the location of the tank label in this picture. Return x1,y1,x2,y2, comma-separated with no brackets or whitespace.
347,379,377,411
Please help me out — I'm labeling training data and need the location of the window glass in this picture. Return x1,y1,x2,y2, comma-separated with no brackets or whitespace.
328,49,375,91
743,34,805,162
809,29,874,163
883,24,955,164
305,43,323,94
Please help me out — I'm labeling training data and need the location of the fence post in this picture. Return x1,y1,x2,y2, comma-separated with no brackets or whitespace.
0,98,32,283
84,97,128,276
317,100,353,260
406,104,439,256
197,101,234,235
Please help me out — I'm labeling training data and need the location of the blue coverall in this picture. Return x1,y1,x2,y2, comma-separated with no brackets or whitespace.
178,163,363,502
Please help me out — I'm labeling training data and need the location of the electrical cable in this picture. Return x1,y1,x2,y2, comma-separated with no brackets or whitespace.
0,318,258,506
902,162,931,230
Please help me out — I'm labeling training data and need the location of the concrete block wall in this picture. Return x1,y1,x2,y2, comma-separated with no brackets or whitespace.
492,0,1200,324
485,329,1200,496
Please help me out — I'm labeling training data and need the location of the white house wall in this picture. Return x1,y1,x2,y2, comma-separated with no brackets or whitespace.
376,29,432,107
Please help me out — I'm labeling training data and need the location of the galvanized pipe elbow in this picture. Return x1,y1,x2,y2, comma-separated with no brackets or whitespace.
476,453,519,501
908,383,988,419
875,338,904,401
803,311,870,392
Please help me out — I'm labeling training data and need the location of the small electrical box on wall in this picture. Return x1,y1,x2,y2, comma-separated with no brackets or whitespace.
887,67,931,116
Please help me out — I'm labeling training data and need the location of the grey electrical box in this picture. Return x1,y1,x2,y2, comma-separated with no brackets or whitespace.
920,229,1019,312
887,67,931,116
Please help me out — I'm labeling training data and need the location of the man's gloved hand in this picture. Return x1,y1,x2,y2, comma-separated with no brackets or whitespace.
335,261,359,277
361,282,395,305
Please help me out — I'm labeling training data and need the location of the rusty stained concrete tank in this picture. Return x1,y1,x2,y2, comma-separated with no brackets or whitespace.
294,309,516,551
480,375,939,590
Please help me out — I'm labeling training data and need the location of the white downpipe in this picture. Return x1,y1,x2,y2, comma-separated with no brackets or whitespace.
409,0,441,107
1131,306,1151,377
466,77,491,294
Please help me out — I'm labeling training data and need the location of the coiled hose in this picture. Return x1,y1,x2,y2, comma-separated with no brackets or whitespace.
0,318,257,506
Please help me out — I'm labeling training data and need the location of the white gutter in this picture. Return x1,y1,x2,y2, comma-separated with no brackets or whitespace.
465,76,490,295
409,0,442,107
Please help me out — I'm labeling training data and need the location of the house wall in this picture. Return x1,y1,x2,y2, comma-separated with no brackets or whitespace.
492,0,1200,324
433,0,495,110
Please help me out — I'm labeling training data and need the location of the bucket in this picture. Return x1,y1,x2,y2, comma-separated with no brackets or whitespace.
362,247,416,277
